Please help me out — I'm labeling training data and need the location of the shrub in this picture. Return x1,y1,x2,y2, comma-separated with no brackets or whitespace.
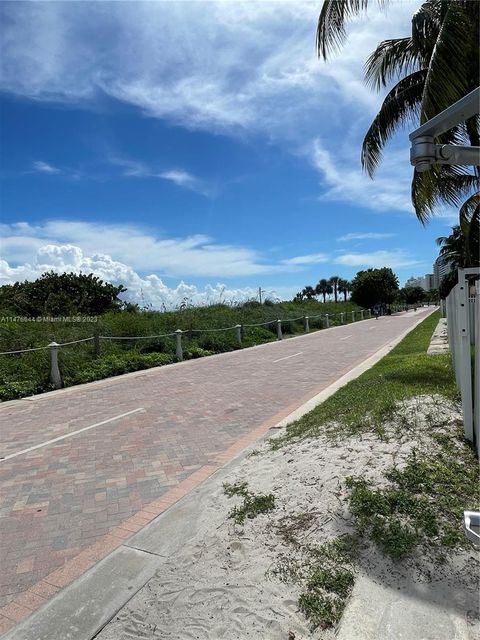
67,352,176,385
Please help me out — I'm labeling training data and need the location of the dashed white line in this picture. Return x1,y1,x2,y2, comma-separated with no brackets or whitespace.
0,408,145,462
273,352,303,363
340,335,353,341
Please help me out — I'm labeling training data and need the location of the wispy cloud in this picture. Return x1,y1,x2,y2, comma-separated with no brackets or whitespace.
337,232,395,242
282,252,329,265
108,156,210,195
158,169,209,195
33,160,60,174
308,139,413,214
108,156,146,177
335,250,421,269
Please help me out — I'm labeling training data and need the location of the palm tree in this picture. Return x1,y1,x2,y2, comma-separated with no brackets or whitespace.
302,285,316,300
338,278,351,302
317,1,479,226
329,276,340,303
315,278,333,303
436,224,479,270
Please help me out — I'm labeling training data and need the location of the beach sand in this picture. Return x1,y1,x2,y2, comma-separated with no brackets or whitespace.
97,395,479,639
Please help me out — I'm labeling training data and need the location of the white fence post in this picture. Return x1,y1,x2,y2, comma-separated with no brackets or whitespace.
304,316,310,333
48,342,62,389
325,314,329,328
446,268,476,443
340,312,345,324
475,281,479,449
361,309,364,320
351,311,355,322
368,309,372,318
277,319,282,340
175,329,183,361
235,324,242,346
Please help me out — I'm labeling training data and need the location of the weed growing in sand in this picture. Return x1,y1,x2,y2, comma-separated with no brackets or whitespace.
298,535,356,629
271,515,357,630
271,312,456,447
346,424,479,559
223,482,275,524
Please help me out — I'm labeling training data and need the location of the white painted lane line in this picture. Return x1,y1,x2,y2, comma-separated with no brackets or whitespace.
273,352,303,363
340,335,353,341
0,408,145,462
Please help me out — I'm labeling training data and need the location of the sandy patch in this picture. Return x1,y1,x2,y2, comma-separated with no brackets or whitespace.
97,395,479,640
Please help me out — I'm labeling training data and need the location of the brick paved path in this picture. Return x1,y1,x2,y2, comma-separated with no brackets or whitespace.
0,310,433,633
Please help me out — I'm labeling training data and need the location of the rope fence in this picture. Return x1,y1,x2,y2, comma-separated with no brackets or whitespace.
0,303,434,389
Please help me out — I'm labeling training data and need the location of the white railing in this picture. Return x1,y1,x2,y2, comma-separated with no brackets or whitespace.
445,268,479,450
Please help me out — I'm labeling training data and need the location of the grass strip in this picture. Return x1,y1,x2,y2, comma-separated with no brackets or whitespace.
272,311,456,446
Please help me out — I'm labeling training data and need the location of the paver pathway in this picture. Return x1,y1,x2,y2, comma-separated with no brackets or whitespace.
0,309,433,634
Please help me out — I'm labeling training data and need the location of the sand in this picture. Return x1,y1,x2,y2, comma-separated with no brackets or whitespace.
97,395,479,640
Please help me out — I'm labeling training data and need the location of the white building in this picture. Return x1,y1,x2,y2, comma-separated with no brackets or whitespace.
433,256,452,289
405,273,435,291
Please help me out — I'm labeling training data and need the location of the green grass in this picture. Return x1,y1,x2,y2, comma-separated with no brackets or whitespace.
272,533,357,630
346,417,479,559
0,299,360,401
223,481,276,525
272,311,456,446
298,535,357,630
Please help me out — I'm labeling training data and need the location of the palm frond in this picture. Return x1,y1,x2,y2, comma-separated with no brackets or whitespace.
421,2,476,121
412,166,478,223
364,38,423,90
361,70,426,176
459,194,480,266
410,1,441,58
317,0,387,60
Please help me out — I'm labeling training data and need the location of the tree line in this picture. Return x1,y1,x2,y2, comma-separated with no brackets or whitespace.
295,268,436,309
295,276,351,303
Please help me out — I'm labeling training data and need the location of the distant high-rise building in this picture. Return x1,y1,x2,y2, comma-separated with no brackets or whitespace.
433,256,452,289
405,276,423,289
424,274,435,290
405,274,435,291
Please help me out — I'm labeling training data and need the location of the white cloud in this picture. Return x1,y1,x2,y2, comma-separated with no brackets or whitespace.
0,246,264,309
0,1,421,213
337,232,395,242
108,156,209,195
1,0,419,136
0,220,299,279
282,252,329,265
309,139,414,214
33,160,60,174
158,169,209,195
335,250,422,269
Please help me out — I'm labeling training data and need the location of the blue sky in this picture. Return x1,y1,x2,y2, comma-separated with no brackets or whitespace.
0,1,456,307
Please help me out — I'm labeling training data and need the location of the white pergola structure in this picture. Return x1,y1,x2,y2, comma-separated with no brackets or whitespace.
409,87,480,171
